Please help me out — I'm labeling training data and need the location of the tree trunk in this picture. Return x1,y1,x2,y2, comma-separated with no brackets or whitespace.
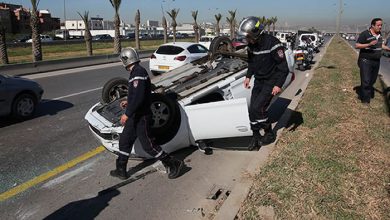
194,24,199,43
85,30,93,56
173,26,177,42
216,22,220,36
0,28,9,64
31,11,42,62
135,10,140,50
162,16,168,44
114,13,121,54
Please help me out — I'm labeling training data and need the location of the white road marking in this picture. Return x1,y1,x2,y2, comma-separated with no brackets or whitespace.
26,58,148,80
43,87,102,102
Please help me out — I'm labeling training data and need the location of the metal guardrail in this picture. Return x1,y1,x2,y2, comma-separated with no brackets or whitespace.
0,50,154,76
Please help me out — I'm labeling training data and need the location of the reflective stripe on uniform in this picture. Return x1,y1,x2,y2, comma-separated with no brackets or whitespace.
154,151,163,158
118,150,130,156
129,76,148,83
250,118,268,124
250,43,284,55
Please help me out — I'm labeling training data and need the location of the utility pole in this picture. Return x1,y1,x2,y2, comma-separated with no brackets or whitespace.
336,0,343,35
63,0,67,40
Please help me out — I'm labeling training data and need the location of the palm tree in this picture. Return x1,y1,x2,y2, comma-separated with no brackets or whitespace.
266,18,272,34
192,10,199,43
162,15,168,43
30,0,42,62
109,0,121,54
214,13,222,36
226,9,236,39
167,8,179,42
78,11,93,56
271,16,278,36
0,21,9,64
135,9,140,49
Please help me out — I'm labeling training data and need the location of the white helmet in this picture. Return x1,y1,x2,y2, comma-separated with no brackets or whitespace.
238,16,264,40
119,47,140,67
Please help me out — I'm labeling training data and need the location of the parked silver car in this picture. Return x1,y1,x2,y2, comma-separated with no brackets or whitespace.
0,74,44,119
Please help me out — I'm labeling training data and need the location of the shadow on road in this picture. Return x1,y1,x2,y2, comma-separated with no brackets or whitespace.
0,99,73,128
43,189,120,220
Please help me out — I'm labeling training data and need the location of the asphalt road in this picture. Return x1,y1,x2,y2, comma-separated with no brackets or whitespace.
0,37,331,219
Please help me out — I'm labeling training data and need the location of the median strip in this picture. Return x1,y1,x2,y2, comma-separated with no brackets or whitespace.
0,146,105,202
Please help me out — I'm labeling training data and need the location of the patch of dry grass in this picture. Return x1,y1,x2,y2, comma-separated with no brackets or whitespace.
237,37,390,219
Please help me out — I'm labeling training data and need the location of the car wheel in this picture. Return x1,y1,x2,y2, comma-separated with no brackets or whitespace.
12,93,37,119
209,36,234,59
150,93,181,145
101,77,128,103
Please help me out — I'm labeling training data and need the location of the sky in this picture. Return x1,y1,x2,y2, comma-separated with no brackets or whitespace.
8,0,390,31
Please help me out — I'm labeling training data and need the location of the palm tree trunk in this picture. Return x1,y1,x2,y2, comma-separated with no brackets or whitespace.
173,26,176,42
31,11,42,62
0,27,9,64
85,31,93,56
135,10,140,50
162,16,168,44
114,13,121,53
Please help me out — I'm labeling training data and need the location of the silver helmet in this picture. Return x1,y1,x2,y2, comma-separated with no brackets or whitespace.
119,47,140,67
238,16,264,40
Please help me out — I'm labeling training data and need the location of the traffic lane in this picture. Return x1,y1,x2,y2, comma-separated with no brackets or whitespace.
0,90,103,193
1,143,258,219
0,56,320,220
26,59,151,100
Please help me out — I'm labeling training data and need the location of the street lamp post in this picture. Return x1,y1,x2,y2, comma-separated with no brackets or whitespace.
63,0,67,40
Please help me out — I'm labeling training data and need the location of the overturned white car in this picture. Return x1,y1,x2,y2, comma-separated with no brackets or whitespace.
85,37,295,159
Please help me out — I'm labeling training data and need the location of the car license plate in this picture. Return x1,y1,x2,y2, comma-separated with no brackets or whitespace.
158,65,169,70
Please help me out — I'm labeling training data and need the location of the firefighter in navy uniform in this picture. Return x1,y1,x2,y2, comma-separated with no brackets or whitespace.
239,16,289,151
110,47,184,180
355,18,390,104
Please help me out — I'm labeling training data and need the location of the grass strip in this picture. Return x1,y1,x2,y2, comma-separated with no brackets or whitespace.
238,36,390,219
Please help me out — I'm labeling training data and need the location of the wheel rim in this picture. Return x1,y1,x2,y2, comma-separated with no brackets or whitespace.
16,97,34,117
150,101,170,128
108,84,127,101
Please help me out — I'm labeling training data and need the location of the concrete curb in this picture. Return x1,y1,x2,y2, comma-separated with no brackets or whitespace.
0,50,154,77
214,37,334,220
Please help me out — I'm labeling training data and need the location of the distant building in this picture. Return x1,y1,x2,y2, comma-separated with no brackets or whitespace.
0,2,59,34
90,17,103,30
65,20,85,30
147,20,159,27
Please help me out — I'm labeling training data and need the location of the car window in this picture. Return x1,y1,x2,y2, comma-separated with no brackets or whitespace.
187,44,208,54
156,45,184,55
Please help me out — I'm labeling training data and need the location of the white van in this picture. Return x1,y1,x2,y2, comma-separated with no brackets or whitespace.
276,32,289,44
299,33,320,48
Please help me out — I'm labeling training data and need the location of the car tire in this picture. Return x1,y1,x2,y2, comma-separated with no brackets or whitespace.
12,93,37,119
101,77,128,103
209,36,234,58
150,93,181,145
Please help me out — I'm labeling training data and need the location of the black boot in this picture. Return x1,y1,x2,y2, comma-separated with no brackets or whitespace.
161,156,184,179
262,124,276,145
248,131,262,151
110,159,128,180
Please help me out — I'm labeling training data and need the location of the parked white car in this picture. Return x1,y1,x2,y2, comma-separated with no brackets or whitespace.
26,35,53,43
85,38,296,159
149,42,209,76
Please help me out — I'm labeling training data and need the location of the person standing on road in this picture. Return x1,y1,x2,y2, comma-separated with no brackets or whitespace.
110,47,184,180
355,18,390,104
239,16,289,151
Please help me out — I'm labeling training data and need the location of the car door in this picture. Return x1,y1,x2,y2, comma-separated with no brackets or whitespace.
0,75,10,115
184,98,252,141
187,44,208,62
